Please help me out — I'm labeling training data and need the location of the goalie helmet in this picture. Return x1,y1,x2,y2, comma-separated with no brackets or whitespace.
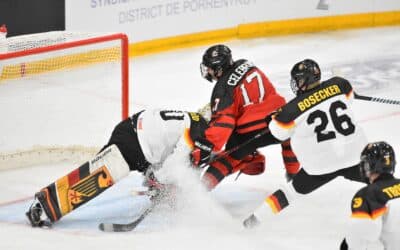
200,44,233,82
290,59,321,95
360,141,396,179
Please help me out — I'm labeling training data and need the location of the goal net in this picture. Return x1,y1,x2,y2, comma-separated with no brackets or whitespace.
0,31,130,170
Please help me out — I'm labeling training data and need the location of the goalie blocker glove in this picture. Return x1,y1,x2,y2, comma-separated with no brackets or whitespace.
190,138,214,167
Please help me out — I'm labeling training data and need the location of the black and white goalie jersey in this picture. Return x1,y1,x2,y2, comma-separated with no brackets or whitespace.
136,109,207,167
269,77,367,175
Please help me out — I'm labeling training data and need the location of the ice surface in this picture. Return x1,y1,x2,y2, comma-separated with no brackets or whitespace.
1,26,400,250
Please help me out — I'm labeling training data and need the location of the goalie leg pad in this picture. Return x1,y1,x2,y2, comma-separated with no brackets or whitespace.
28,144,130,223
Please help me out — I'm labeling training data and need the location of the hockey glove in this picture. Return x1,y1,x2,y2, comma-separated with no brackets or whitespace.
190,138,214,167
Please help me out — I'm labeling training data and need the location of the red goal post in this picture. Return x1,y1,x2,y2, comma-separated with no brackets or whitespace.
0,31,130,119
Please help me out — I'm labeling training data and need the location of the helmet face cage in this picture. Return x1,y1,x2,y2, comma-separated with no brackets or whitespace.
290,76,302,95
200,63,213,82
360,156,372,180
359,142,396,179
290,59,321,95
200,45,232,82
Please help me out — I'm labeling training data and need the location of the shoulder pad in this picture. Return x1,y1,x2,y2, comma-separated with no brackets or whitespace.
274,78,352,123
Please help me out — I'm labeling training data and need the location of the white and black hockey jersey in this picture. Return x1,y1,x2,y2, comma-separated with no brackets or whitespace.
136,109,207,167
344,174,400,249
269,77,367,175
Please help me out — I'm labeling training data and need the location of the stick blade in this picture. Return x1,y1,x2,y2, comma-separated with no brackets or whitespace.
99,222,133,232
98,222,113,232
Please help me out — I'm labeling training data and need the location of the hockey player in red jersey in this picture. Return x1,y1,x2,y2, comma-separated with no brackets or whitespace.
243,59,368,228
26,109,209,228
191,44,300,189
341,142,400,249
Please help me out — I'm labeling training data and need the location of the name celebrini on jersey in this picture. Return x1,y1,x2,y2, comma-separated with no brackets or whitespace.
297,84,342,111
227,61,255,86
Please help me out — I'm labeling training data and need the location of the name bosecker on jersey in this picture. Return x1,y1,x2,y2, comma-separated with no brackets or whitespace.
276,77,353,123
298,84,341,111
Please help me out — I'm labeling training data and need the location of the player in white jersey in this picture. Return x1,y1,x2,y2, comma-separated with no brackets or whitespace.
243,59,368,228
341,141,400,250
26,109,208,227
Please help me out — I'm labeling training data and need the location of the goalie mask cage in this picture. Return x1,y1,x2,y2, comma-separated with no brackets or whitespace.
0,31,130,170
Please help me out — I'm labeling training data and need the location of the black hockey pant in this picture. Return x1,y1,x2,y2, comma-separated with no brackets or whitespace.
225,129,281,159
292,165,365,194
100,111,150,173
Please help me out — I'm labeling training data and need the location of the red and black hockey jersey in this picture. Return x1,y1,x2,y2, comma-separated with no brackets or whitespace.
205,59,286,151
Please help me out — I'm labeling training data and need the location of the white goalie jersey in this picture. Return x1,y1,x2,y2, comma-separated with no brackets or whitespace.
136,109,206,167
269,77,367,175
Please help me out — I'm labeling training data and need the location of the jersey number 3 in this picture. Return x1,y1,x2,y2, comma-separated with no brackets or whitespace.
307,100,355,143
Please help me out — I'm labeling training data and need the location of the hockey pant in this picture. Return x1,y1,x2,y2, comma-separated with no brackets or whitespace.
100,111,150,172
253,165,364,221
225,129,300,175
35,145,130,223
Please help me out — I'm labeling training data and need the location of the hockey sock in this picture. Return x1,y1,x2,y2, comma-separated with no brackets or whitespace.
253,183,301,221
281,140,300,174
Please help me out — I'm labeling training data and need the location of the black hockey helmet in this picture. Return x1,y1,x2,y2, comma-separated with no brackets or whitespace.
200,44,233,82
290,59,321,95
360,141,396,179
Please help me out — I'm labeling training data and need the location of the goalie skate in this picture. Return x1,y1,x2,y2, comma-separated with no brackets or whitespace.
25,191,53,228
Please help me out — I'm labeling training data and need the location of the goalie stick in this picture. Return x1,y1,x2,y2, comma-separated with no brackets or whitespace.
354,93,400,105
99,201,156,232
99,185,170,232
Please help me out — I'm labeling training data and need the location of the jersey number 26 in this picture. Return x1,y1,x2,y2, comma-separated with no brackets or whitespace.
307,100,355,143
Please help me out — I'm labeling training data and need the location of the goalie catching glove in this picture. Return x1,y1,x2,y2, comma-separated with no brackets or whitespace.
190,138,215,167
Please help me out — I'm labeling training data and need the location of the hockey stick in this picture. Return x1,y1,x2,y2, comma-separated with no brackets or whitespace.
100,184,172,232
199,127,270,168
99,202,156,232
100,128,271,232
354,93,400,105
